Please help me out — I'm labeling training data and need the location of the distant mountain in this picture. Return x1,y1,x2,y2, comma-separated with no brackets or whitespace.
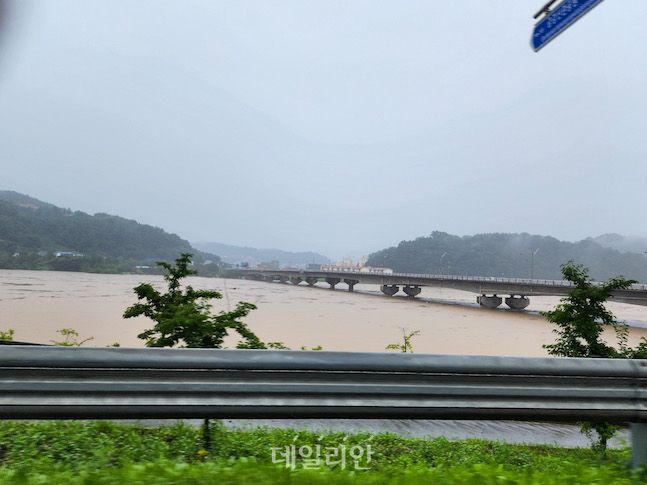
193,241,329,267
0,191,58,210
367,231,647,283
0,191,220,273
590,233,647,255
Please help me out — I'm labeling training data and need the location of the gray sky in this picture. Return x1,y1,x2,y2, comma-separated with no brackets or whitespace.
0,1,646,260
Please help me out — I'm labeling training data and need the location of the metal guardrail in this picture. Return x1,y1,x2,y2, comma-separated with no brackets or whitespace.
0,346,645,421
0,340,49,346
1,347,646,465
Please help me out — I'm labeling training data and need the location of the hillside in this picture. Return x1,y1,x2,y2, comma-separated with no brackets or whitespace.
367,231,647,283
591,233,647,255
192,241,330,267
0,191,219,273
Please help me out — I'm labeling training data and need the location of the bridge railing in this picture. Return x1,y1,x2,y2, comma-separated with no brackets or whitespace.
1,346,646,465
247,269,647,292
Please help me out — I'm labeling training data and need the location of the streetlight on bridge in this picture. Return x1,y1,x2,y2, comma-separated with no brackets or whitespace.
531,248,540,280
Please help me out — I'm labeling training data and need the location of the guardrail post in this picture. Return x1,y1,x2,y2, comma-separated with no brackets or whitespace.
631,423,647,468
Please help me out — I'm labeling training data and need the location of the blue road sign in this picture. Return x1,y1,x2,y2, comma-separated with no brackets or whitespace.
531,0,604,52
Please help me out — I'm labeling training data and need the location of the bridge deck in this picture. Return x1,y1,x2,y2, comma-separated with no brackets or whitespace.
240,269,647,307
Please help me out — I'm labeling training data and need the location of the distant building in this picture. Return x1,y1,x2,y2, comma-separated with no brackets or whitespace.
320,263,361,273
55,251,84,258
257,260,280,270
306,263,321,270
360,266,393,275
311,259,394,275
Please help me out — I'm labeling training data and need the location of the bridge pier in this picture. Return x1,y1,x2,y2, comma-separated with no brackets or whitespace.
402,285,422,298
403,285,421,297
381,285,399,296
326,277,341,290
344,279,359,292
290,277,303,286
477,295,502,308
305,277,318,287
505,295,530,310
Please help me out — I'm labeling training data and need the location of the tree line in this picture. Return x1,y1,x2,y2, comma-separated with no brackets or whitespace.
367,231,647,282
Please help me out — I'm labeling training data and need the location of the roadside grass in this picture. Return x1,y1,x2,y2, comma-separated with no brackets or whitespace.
0,421,644,484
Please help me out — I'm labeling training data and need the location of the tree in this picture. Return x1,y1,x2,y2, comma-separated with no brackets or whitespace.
542,262,636,359
124,253,269,453
124,253,263,349
541,261,645,452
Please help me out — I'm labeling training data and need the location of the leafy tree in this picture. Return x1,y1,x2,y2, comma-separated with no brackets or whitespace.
124,253,273,452
124,253,263,349
542,262,637,358
542,261,646,452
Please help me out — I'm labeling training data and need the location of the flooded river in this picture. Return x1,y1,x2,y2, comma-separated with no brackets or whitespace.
2,269,647,353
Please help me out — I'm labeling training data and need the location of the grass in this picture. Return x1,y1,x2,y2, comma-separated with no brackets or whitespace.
0,420,644,484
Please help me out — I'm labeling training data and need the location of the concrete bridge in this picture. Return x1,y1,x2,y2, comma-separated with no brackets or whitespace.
239,269,647,309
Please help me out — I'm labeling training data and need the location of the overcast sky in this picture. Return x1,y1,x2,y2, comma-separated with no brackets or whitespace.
0,1,645,259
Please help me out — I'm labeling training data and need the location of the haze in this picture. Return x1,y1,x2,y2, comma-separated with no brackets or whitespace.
0,1,645,259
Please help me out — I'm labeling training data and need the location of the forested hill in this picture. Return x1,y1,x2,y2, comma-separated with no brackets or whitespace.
0,191,219,272
591,233,647,254
367,231,647,283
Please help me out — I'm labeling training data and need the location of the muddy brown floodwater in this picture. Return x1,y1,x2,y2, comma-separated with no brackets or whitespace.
2,269,647,354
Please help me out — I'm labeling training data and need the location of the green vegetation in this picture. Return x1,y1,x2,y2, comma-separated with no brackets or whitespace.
0,191,221,274
49,328,94,347
385,328,421,353
124,253,280,449
124,253,270,349
1,327,121,347
542,262,646,359
368,231,647,282
0,328,14,341
542,262,647,451
0,421,643,484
